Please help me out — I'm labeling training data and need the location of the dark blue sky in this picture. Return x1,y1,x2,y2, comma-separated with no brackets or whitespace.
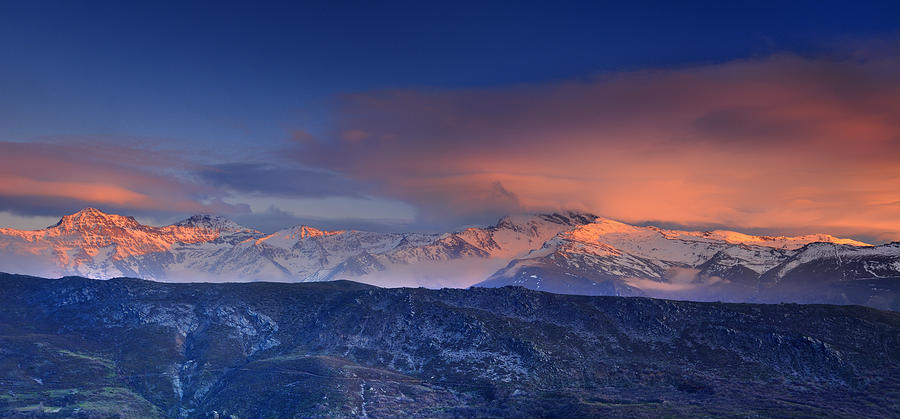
1,1,899,239
2,1,897,148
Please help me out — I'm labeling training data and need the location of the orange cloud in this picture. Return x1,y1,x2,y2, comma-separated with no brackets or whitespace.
0,141,240,217
0,176,152,206
297,50,900,241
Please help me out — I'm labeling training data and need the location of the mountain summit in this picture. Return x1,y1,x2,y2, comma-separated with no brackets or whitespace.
0,209,257,279
173,214,252,233
51,207,142,231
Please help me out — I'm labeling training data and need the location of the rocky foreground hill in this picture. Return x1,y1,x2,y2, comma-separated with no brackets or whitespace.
1,273,898,417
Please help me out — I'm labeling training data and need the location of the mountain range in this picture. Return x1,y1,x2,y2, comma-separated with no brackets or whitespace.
1,208,899,309
1,273,898,417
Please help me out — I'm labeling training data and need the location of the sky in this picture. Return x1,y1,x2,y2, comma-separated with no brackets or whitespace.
1,1,899,242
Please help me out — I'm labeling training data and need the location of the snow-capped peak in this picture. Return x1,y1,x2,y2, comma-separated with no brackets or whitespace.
172,214,249,233
51,208,142,231
495,211,599,231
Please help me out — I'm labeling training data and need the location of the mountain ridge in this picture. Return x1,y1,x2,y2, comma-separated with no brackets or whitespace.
478,219,900,310
1,208,898,309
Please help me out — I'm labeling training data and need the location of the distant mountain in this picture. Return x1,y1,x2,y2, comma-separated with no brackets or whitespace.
0,208,594,287
1,273,898,417
325,212,597,287
478,218,900,310
1,208,899,309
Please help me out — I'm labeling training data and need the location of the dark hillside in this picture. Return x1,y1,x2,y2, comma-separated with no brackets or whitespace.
1,273,898,417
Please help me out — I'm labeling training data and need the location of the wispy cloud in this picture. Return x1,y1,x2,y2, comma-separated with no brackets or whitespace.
196,162,368,198
625,268,727,293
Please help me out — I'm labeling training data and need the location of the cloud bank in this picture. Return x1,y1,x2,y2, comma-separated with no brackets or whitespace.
295,50,900,241
0,140,409,230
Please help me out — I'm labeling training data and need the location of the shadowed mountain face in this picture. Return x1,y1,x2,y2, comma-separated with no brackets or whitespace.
1,273,898,417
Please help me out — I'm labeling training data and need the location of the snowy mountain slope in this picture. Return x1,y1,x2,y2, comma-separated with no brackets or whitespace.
379,212,598,265
0,208,264,279
561,218,866,269
0,209,591,285
765,242,900,282
478,218,900,309
0,208,449,282
234,228,441,282
325,211,599,287
483,218,868,285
